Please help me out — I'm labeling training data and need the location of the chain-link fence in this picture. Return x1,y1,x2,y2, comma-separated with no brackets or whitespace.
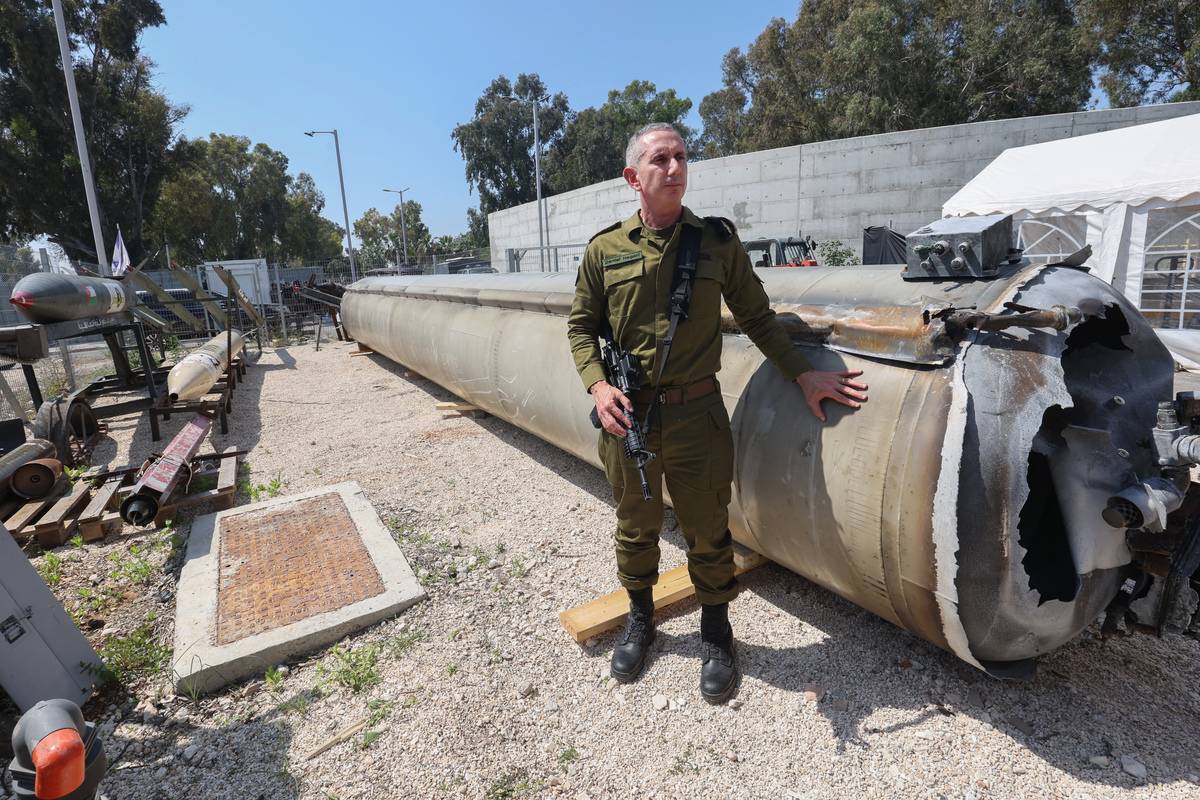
504,243,587,272
0,241,500,420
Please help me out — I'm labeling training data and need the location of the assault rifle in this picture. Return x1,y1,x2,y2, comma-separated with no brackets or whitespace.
589,328,655,500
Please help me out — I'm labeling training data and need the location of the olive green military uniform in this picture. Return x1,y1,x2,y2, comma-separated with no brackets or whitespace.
567,207,812,605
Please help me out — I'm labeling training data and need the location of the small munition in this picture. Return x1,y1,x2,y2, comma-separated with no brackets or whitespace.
166,331,245,402
9,273,131,323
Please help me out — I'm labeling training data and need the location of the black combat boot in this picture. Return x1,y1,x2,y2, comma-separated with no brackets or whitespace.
610,587,656,683
699,602,738,703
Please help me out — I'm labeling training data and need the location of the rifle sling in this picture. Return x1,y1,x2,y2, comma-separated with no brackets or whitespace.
641,224,702,433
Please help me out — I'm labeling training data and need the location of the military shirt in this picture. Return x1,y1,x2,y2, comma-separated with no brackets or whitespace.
567,206,812,393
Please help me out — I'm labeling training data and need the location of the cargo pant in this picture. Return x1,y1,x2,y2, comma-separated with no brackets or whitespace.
598,388,738,605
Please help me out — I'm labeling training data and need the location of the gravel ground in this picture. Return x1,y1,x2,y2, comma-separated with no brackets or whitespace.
6,338,1200,800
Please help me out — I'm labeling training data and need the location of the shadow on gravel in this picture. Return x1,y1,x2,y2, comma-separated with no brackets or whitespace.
710,564,1200,790
99,700,301,800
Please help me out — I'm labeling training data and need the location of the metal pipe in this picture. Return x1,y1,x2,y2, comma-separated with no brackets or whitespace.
306,129,357,282
532,99,544,272
50,0,107,273
342,263,1179,672
383,187,410,266
0,440,56,489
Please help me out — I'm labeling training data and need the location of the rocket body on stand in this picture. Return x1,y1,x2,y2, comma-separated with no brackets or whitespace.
166,331,244,401
9,273,131,323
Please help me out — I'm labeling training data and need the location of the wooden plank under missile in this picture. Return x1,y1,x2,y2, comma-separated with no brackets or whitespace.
209,266,266,329
167,264,228,326
122,270,206,332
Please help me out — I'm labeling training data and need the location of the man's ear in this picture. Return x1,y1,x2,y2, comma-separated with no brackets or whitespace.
622,165,641,193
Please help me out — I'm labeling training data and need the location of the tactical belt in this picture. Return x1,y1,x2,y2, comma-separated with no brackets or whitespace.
632,376,717,406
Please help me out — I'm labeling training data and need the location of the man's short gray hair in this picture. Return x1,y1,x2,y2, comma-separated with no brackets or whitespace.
625,122,685,168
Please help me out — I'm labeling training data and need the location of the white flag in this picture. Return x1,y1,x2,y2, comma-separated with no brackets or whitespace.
111,226,131,276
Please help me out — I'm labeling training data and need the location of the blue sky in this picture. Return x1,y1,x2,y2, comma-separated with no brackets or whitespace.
141,0,803,237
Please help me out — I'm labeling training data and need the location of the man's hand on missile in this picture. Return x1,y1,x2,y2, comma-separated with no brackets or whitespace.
795,370,868,422
590,380,634,437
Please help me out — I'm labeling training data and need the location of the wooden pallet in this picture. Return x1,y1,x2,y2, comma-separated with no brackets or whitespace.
32,480,92,547
558,544,769,644
4,478,67,537
72,450,243,542
77,477,126,542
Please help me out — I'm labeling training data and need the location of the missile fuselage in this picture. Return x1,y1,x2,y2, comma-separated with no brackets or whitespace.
166,331,245,402
9,273,131,323
342,264,1182,673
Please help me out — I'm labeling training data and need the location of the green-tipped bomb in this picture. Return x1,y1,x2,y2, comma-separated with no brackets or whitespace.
166,331,245,401
9,272,131,323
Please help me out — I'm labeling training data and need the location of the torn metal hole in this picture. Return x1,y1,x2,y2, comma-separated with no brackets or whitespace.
1018,449,1080,605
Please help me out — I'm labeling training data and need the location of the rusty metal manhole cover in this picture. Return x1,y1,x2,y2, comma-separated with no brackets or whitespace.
214,492,385,645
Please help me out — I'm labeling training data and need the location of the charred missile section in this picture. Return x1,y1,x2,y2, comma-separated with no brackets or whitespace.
341,215,1200,675
9,273,131,323
166,331,245,402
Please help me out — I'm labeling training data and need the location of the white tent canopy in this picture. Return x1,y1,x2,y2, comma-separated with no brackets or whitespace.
943,113,1200,368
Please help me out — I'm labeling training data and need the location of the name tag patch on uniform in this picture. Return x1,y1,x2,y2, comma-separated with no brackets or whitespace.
602,252,642,268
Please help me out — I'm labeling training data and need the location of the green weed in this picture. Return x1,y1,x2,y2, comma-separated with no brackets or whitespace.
323,643,381,693
366,698,392,726
557,746,579,770
91,624,171,685
264,665,285,692
38,552,64,586
485,770,539,799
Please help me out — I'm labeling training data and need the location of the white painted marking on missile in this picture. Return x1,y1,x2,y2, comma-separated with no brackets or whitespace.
930,335,983,670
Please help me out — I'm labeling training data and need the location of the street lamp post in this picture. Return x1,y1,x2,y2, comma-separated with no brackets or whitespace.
382,187,410,266
500,95,548,271
305,129,358,282
531,99,545,271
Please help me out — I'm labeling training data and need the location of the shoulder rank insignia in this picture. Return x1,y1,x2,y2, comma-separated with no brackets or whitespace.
601,251,642,268
705,216,737,241
588,221,622,243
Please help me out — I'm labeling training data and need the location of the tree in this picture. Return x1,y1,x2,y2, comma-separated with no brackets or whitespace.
546,80,695,192
150,133,336,264
278,173,344,264
464,207,488,249
353,199,431,264
1080,0,1199,106
451,74,570,214
353,208,393,264
0,0,185,263
699,1,1095,156
697,85,749,160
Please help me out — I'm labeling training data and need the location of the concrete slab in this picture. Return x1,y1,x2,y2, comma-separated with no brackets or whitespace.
172,481,425,694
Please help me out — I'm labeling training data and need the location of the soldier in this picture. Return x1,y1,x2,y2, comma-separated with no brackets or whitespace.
567,122,868,702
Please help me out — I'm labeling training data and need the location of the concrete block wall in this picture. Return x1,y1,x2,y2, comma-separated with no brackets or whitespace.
489,102,1200,266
